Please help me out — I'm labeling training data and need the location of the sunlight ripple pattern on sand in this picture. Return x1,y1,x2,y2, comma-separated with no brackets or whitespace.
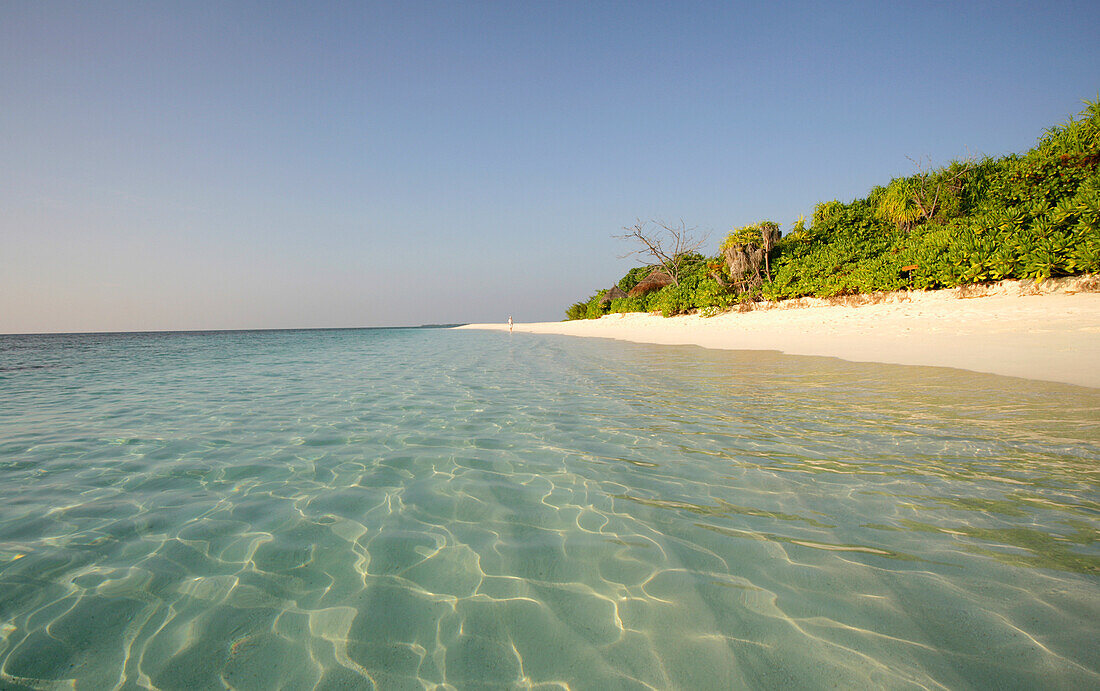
0,329,1097,689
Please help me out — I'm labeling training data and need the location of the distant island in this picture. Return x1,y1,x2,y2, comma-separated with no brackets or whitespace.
566,98,1100,320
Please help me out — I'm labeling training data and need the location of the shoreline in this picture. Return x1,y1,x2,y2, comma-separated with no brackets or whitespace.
457,277,1100,388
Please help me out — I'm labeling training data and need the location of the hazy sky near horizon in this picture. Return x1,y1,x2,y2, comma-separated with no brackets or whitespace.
3,1,1099,332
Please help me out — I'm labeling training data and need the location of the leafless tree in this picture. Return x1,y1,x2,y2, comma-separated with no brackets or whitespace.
614,219,708,285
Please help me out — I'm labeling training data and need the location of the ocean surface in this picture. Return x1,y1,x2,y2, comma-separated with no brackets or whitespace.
1,328,1097,690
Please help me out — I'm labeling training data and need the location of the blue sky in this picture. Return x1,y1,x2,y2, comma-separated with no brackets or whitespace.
2,1,1098,331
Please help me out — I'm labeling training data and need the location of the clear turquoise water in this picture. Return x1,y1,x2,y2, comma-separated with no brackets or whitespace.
0,328,1097,690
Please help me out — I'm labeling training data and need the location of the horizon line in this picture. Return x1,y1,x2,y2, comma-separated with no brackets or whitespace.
0,324,471,337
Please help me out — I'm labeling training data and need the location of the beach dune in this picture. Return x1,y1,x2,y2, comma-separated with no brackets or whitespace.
458,277,1100,388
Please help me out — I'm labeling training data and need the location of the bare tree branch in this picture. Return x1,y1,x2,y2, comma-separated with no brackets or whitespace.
614,219,707,285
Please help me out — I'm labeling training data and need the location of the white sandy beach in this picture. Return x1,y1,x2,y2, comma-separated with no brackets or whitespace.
459,277,1100,388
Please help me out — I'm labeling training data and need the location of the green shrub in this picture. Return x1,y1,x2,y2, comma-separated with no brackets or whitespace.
608,296,647,313
564,290,609,320
584,291,608,319
691,277,736,311
564,301,588,320
651,284,693,317
617,266,653,292
565,98,1100,316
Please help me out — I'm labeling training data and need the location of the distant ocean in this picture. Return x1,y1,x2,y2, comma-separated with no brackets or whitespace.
1,328,1097,688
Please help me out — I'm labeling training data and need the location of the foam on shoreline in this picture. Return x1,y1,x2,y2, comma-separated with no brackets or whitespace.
457,277,1100,388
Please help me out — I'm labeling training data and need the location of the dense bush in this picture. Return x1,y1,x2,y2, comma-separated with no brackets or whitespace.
617,266,653,292
608,296,647,313
585,291,608,319
564,300,588,321
564,290,608,320
565,99,1100,319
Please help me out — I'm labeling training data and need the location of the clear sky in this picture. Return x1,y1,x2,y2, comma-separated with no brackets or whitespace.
2,1,1098,332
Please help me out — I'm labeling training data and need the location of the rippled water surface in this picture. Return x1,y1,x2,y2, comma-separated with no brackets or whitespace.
1,328,1098,689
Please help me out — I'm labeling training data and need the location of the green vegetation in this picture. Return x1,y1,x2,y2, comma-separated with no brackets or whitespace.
566,99,1100,319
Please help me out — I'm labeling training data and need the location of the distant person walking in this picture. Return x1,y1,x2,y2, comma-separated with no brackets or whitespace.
508,316,513,333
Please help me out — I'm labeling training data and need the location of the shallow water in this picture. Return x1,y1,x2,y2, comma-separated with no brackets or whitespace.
0,328,1097,689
